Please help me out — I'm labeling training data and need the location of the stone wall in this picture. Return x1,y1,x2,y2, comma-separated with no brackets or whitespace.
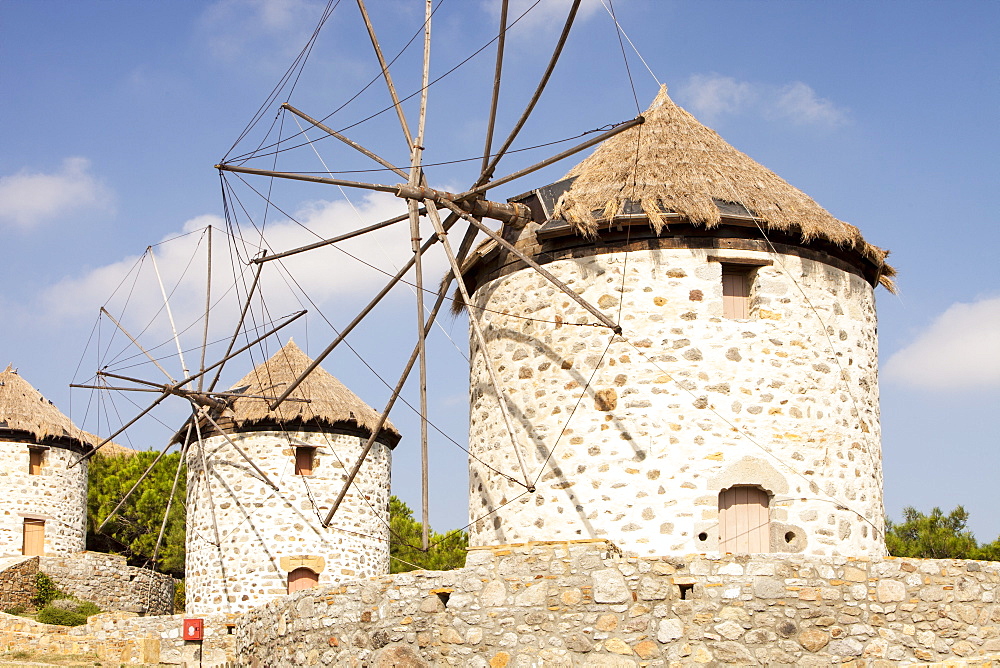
0,610,236,666
40,551,174,615
0,442,88,556
0,556,37,611
235,540,1000,666
186,428,392,615
467,244,884,557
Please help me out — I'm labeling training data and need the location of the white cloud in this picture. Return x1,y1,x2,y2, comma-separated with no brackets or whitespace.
679,74,754,119
884,296,1000,390
199,0,325,64
482,0,604,35
771,81,848,127
0,157,113,230
678,74,848,128
41,192,452,368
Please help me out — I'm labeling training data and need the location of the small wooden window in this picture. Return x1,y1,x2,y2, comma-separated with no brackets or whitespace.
721,266,751,319
28,448,44,475
287,567,319,593
22,519,45,556
295,446,315,476
719,486,770,554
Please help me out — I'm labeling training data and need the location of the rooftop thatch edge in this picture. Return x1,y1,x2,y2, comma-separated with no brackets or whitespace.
0,364,93,450
553,85,895,291
217,340,400,445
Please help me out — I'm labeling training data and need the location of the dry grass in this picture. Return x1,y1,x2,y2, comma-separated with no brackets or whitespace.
198,339,399,441
553,85,895,290
0,649,104,666
0,367,93,448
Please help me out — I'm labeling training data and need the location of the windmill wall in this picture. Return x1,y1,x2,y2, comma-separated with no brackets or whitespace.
466,237,884,558
0,440,88,557
185,428,392,615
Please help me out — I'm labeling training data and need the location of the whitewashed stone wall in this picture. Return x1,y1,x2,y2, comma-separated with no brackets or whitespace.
468,245,884,557
0,442,88,557
185,428,391,614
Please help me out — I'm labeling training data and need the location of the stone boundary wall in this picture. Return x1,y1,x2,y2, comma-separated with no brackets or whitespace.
0,556,37,611
0,611,236,666
40,551,174,615
235,540,1000,666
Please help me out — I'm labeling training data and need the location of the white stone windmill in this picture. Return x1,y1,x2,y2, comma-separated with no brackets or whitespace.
459,86,894,558
0,365,91,557
183,340,398,614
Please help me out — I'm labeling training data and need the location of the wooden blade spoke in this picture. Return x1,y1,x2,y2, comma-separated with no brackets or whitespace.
478,0,584,188
268,214,461,411
482,0,509,175
97,440,176,532
99,307,175,384
153,423,192,567
199,408,280,491
71,391,171,466
445,202,620,333
356,0,414,147
321,221,481,527
281,103,408,179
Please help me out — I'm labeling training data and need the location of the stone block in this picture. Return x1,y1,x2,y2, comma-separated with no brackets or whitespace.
875,580,905,603
480,580,507,607
592,569,630,604
657,618,684,643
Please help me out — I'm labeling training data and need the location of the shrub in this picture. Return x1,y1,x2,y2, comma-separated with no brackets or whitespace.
49,598,79,611
174,579,185,613
31,572,64,606
3,604,26,616
36,606,88,626
75,601,101,617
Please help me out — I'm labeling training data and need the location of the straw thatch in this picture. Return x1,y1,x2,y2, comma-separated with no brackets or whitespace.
0,364,92,449
220,340,400,443
91,438,136,458
553,85,895,290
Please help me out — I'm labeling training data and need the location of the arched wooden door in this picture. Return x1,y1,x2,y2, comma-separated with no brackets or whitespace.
287,567,319,593
719,486,770,553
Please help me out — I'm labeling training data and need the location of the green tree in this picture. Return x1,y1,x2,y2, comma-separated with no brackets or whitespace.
972,536,1000,561
389,496,467,573
87,452,186,577
885,506,995,560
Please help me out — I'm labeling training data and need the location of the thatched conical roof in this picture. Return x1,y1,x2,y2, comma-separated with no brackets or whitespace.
553,85,894,289
0,364,92,450
221,340,399,445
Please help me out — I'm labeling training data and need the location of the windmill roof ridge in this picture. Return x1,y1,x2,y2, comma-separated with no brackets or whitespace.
552,85,895,291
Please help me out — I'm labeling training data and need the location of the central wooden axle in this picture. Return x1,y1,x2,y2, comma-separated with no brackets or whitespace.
215,163,532,226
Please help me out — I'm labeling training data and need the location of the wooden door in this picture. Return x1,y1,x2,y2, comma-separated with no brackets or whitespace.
28,448,43,475
295,447,314,476
287,567,319,593
722,270,750,319
22,519,45,556
719,486,770,553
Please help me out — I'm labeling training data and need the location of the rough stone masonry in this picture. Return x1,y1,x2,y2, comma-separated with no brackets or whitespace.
467,242,884,558
236,540,1000,666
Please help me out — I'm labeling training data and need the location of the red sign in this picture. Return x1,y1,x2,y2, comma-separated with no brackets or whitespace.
183,618,204,641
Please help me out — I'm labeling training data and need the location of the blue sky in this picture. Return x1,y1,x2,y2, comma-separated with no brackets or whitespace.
1,1,998,541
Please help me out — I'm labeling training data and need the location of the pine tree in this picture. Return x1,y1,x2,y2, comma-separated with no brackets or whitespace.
885,506,996,560
87,452,186,577
389,496,468,573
